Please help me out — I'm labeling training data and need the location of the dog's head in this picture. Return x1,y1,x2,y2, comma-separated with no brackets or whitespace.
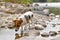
13,18,23,28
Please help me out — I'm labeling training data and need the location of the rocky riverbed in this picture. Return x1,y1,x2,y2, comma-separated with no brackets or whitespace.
0,2,60,40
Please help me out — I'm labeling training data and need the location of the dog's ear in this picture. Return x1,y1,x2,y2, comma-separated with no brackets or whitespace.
13,20,16,22
19,18,23,23
13,18,18,22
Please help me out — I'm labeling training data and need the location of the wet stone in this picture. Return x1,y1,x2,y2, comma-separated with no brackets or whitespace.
49,31,57,36
57,31,60,35
34,27,44,30
41,32,49,37
24,32,29,36
1,26,5,28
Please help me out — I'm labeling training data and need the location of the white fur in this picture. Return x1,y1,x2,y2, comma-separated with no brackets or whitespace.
18,11,33,23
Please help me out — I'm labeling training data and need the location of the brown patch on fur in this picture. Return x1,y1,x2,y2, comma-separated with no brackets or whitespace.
25,16,29,23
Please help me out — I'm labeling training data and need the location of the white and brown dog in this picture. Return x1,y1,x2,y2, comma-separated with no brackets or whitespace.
13,11,33,39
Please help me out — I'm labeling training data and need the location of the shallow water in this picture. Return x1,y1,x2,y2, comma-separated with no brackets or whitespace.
0,28,15,40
